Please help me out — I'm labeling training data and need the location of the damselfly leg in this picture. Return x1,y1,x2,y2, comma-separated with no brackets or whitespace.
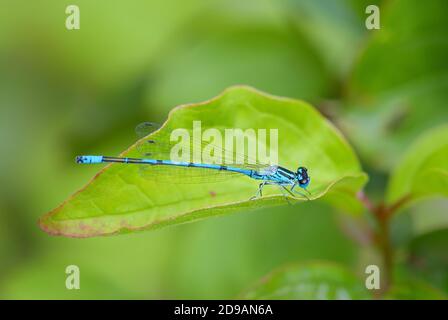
250,181,269,200
250,183,310,202
291,183,311,200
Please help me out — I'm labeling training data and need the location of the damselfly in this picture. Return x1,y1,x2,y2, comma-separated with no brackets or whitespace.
75,122,311,200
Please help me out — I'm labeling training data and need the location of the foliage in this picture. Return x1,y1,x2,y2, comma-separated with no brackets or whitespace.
387,125,448,207
40,86,366,237
240,262,371,300
1,0,447,299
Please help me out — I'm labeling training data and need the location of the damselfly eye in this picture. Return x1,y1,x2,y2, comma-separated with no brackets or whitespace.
297,166,308,177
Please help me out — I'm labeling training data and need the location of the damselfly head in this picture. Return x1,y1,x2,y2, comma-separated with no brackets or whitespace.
296,167,310,188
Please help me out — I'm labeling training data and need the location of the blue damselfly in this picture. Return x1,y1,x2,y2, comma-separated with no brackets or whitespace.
76,122,311,200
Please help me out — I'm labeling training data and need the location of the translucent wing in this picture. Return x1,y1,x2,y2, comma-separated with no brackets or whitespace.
137,164,244,184
135,121,269,169
133,121,272,184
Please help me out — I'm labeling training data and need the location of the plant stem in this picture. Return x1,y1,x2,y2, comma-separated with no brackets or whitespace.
376,204,393,292
356,192,411,295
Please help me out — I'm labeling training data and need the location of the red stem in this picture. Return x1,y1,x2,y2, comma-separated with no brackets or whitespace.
356,192,412,295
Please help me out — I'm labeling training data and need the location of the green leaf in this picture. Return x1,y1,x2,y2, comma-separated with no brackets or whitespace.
239,262,371,300
40,86,367,237
407,229,448,293
387,125,448,206
343,0,448,170
385,277,447,300
409,199,448,235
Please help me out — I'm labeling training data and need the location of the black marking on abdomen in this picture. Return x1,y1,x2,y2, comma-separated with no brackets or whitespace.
127,158,143,164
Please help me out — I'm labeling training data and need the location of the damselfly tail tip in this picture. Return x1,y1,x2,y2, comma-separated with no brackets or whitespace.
76,155,85,164
76,155,103,164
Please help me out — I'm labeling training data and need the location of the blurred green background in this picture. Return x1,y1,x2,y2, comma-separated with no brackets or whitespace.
0,0,447,299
